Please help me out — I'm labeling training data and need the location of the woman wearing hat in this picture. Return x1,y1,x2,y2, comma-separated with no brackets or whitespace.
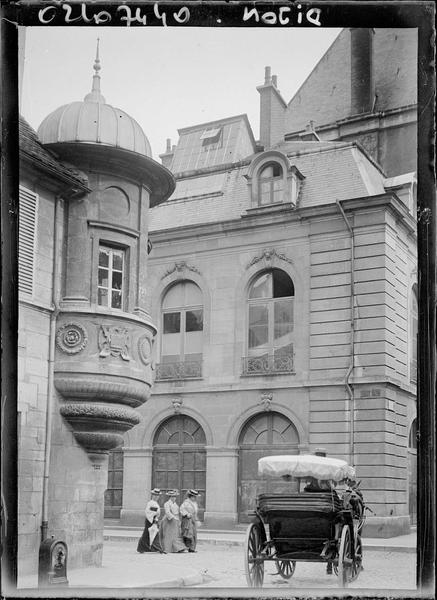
137,488,164,553
180,490,200,552
160,490,187,553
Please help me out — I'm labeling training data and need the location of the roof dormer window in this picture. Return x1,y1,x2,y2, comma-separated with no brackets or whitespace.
200,127,222,148
244,150,304,213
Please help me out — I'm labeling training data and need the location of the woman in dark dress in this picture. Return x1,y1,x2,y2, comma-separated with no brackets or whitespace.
137,488,164,553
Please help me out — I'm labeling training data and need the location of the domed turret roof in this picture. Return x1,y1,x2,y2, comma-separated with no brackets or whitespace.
37,41,152,157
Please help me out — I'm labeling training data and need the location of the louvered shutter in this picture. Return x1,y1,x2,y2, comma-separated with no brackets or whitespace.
18,186,38,296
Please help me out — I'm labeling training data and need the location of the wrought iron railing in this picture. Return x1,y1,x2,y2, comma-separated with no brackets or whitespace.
241,353,294,375
155,360,202,381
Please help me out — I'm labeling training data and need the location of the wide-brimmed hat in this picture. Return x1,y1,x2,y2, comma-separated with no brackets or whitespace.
151,488,161,495
166,489,179,496
187,489,199,496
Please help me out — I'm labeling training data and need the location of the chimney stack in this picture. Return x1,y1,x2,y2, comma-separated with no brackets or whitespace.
257,66,286,149
350,28,375,114
159,138,175,169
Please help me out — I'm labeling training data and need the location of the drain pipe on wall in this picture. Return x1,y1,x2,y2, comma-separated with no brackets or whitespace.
336,200,356,467
41,194,63,542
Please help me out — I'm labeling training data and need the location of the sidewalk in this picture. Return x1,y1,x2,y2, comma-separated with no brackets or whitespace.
104,525,417,553
16,526,416,594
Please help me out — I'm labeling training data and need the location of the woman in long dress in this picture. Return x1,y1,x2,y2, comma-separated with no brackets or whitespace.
180,489,200,552
160,490,187,553
137,488,164,553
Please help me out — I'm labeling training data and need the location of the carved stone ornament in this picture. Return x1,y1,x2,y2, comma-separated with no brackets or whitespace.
247,248,293,269
138,334,154,367
172,398,183,414
261,392,273,411
161,261,201,279
56,322,88,354
99,325,130,360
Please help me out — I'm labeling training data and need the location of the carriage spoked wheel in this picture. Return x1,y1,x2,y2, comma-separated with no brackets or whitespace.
244,522,265,587
275,559,296,579
337,524,354,587
349,534,363,582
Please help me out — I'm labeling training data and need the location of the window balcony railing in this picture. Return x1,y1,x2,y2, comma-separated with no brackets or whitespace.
241,353,294,376
155,360,202,381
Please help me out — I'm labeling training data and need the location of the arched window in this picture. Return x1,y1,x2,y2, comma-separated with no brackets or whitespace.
258,162,284,205
157,281,203,380
410,287,418,383
243,269,295,375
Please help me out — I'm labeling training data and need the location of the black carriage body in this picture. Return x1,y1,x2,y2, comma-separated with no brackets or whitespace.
255,491,352,561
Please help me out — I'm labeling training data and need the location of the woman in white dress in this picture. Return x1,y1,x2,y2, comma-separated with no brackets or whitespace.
160,490,187,553
180,489,200,552
137,488,164,553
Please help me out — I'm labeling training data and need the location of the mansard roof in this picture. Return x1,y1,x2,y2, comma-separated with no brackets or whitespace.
149,140,387,232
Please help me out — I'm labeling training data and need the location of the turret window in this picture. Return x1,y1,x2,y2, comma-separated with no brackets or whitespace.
98,245,125,309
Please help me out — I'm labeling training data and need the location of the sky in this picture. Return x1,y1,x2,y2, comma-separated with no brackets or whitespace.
21,26,342,159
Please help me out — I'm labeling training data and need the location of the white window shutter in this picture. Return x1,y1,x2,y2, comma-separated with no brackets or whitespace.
18,186,38,296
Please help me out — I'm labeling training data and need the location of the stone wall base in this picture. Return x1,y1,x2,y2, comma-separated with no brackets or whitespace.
120,509,145,527
203,511,238,530
363,515,411,537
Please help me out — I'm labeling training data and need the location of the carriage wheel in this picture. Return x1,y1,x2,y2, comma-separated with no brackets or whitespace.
275,559,296,579
244,522,265,587
349,534,363,582
337,525,353,588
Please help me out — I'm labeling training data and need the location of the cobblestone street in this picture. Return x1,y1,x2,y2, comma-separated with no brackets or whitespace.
104,540,416,591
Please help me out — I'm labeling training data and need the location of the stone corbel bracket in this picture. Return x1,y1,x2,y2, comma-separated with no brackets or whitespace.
54,313,155,455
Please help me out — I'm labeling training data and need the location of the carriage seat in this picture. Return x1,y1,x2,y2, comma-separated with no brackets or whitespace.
257,492,343,515
256,492,343,552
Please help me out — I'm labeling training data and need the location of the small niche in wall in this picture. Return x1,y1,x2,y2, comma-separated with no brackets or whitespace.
98,186,130,222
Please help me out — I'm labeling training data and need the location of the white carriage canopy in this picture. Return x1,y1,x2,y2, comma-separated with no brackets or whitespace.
258,454,356,482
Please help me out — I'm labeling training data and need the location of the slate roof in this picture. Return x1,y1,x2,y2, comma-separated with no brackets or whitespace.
19,116,89,188
170,114,256,174
149,140,386,233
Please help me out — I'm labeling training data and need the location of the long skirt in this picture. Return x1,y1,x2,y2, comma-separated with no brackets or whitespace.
137,520,163,553
181,516,197,551
160,518,187,553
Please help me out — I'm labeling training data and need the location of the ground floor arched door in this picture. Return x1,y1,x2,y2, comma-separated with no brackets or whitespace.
152,415,206,520
238,411,300,522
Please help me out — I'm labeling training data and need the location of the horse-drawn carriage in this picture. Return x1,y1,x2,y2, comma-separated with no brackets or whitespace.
244,454,365,588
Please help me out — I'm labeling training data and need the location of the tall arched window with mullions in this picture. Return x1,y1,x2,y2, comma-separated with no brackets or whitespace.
243,269,295,375
156,281,203,380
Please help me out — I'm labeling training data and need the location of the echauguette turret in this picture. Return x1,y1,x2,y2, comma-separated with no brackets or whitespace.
37,41,175,459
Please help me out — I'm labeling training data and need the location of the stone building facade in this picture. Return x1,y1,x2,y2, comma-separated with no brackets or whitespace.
116,28,418,537
16,28,418,584
17,53,174,576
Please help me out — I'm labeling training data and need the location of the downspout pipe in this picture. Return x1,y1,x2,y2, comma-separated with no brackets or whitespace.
41,194,63,542
336,200,355,467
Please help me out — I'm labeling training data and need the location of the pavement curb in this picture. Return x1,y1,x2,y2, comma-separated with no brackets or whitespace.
104,534,415,554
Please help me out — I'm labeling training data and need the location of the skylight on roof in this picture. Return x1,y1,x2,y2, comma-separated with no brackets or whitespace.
200,127,222,140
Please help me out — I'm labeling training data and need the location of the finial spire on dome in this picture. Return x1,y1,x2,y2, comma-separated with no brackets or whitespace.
84,38,106,104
